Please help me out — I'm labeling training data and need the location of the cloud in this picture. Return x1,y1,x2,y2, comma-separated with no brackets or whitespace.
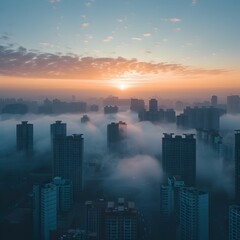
0,45,226,80
85,0,94,7
48,0,61,3
143,33,151,37
103,36,113,42
192,0,197,5
131,37,142,41
81,22,90,28
161,18,182,23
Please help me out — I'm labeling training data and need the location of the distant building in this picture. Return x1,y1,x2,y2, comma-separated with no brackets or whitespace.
162,134,196,186
211,95,218,107
33,183,57,240
53,134,84,198
177,107,220,131
81,115,90,123
16,121,33,155
130,98,145,112
107,121,127,153
90,104,99,112
229,205,240,240
196,129,223,157
104,106,118,114
235,131,240,204
149,98,158,112
179,187,209,240
227,95,240,114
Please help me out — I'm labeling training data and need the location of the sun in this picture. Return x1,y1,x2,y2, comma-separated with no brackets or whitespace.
119,83,127,90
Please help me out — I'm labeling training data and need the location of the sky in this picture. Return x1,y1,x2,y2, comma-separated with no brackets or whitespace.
0,0,240,99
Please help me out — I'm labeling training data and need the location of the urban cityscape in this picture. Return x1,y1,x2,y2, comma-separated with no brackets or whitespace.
1,0,240,240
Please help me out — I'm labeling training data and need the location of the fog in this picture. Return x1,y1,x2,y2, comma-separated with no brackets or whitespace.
0,111,238,198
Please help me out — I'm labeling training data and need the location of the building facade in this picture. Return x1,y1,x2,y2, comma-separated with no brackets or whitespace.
162,134,196,186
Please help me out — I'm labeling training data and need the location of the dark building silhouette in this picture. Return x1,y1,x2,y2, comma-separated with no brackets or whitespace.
177,106,220,131
16,121,33,155
149,98,158,112
162,134,196,186
85,199,107,240
81,114,90,123
2,103,28,114
138,108,176,123
104,105,118,114
107,121,127,152
211,95,218,107
50,121,67,144
85,198,138,240
105,198,138,240
53,134,84,198
235,131,240,204
90,104,99,112
130,98,145,112
227,95,240,114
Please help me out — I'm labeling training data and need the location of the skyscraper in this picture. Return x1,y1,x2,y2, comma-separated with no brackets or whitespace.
160,176,185,222
33,183,57,240
105,198,138,240
235,131,240,204
130,98,145,112
53,134,84,198
227,95,240,114
53,176,73,213
229,205,240,240
50,120,67,144
162,134,196,186
149,98,158,112
211,95,218,107
16,121,33,155
179,187,209,240
85,199,107,240
107,121,127,152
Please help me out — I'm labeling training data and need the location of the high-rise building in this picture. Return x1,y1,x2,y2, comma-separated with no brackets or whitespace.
85,199,107,240
149,98,158,112
211,95,218,107
162,134,196,186
53,134,84,198
227,95,240,114
107,121,127,152
160,176,185,240
229,205,240,240
105,198,138,240
33,183,57,240
53,177,73,213
50,121,67,144
179,187,209,240
130,98,145,112
16,121,33,155
160,176,185,222
176,107,220,131
235,131,240,204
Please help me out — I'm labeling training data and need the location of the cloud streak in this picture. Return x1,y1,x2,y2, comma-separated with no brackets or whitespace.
0,45,226,81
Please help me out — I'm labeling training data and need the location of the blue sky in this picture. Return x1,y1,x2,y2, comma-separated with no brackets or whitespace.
1,0,239,68
0,0,240,97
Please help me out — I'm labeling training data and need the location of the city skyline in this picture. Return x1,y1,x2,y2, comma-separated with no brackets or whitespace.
0,0,240,98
